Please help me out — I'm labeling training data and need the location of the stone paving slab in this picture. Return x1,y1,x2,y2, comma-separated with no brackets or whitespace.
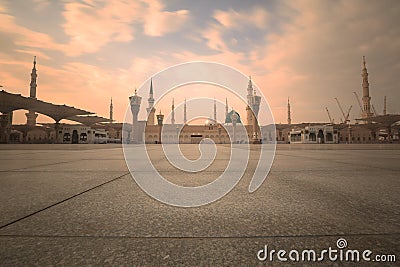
0,144,398,265
0,171,128,227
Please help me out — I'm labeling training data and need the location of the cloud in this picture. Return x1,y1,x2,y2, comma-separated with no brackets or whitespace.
2,0,399,125
0,0,190,58
14,49,51,60
141,0,190,37
0,10,66,53
255,0,400,122
202,6,269,52
61,1,139,56
61,0,190,56
196,0,400,123
213,7,268,29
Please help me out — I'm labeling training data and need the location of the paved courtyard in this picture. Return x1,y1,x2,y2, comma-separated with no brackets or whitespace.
0,144,399,265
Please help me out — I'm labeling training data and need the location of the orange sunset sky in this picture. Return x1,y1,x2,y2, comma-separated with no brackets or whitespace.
0,0,399,125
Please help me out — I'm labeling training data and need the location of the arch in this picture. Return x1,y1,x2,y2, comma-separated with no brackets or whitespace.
309,132,316,142
72,130,79,144
317,129,324,144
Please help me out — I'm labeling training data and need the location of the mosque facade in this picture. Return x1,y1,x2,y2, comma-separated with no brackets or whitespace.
128,77,264,144
1,56,399,144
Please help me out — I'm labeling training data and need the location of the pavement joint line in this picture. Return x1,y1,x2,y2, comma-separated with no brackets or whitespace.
0,158,125,161
0,232,398,240
278,152,400,172
2,159,86,172
0,172,131,230
0,170,129,173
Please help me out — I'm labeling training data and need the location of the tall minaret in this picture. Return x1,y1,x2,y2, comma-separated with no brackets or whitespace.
287,97,291,125
26,56,38,126
246,76,254,126
171,98,175,125
361,56,373,119
129,89,142,143
146,79,155,125
30,56,37,98
109,97,113,122
247,76,254,106
183,98,187,124
147,78,154,111
225,98,228,120
213,97,217,122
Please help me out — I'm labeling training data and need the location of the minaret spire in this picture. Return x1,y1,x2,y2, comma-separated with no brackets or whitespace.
361,56,373,119
26,56,38,126
171,98,175,125
213,97,217,122
147,78,155,112
183,98,187,124
287,97,291,125
109,97,113,122
146,79,155,125
30,56,37,99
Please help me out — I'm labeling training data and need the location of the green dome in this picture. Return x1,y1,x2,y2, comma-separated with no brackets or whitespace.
225,110,242,124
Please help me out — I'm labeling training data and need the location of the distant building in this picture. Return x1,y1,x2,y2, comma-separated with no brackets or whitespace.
59,125,108,144
289,125,338,144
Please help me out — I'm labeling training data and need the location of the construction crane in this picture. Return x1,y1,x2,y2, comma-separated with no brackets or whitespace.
335,97,347,123
334,97,352,123
344,105,353,122
353,91,363,113
371,104,377,116
325,107,334,124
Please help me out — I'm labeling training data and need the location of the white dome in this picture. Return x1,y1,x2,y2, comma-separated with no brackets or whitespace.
205,118,215,126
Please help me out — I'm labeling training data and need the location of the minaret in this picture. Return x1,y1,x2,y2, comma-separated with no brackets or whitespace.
287,97,291,125
26,56,38,126
213,97,217,122
245,75,261,143
129,89,142,143
146,78,155,125
109,97,113,122
361,56,373,119
171,98,175,125
246,76,254,125
225,98,228,120
247,76,254,106
30,56,37,98
183,98,187,124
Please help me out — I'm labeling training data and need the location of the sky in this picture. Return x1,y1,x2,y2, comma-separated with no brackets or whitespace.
0,0,399,125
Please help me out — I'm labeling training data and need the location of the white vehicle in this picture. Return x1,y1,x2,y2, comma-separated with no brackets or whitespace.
94,130,108,144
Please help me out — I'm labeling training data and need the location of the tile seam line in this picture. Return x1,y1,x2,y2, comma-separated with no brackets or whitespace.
0,172,131,230
3,159,86,172
0,232,398,240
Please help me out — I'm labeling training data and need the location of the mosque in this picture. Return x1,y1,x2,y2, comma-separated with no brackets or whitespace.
128,77,264,144
1,56,399,144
